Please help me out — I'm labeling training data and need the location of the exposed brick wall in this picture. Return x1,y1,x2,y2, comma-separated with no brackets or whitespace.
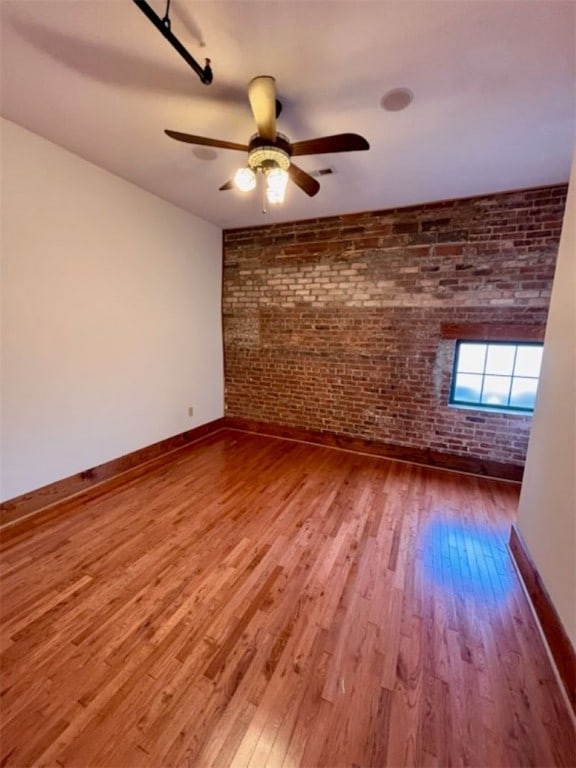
222,185,567,473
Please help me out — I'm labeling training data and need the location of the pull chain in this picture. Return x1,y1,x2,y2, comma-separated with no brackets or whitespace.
162,0,171,30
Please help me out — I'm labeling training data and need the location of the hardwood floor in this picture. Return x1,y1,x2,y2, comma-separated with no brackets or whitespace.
1,430,574,767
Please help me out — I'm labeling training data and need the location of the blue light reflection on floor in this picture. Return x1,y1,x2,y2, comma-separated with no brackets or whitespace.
421,517,513,604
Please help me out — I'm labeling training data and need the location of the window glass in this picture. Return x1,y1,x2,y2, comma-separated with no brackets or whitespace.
510,378,538,409
485,345,516,376
480,375,511,406
450,341,543,413
457,343,486,373
454,373,482,403
515,346,543,377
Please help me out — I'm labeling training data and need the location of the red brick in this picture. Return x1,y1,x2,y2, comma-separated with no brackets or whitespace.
223,184,566,469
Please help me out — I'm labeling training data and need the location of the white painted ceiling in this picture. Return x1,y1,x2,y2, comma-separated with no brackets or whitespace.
1,1,575,229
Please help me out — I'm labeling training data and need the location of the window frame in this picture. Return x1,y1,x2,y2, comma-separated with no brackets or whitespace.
449,340,543,414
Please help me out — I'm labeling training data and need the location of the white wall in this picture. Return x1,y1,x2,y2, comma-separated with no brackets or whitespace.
517,155,575,646
0,118,224,501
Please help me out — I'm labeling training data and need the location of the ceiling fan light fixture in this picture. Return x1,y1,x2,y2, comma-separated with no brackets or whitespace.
265,167,289,205
164,83,367,205
233,166,257,192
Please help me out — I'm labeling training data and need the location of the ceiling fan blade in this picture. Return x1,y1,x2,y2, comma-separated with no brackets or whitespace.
165,130,249,152
248,76,277,141
288,164,320,197
291,133,370,156
219,179,234,191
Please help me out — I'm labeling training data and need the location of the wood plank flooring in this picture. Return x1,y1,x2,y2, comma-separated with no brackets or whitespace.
1,430,574,767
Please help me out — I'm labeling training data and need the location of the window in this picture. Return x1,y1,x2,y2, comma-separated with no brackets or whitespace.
450,341,543,413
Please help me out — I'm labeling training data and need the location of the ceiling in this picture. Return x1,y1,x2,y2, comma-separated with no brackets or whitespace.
1,1,574,229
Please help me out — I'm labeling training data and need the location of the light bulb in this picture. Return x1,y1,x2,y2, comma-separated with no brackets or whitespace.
234,167,256,192
265,167,288,204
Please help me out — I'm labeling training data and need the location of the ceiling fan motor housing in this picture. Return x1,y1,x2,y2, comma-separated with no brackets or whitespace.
248,133,291,173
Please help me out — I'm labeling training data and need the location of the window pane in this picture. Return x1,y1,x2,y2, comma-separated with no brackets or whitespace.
457,344,486,373
510,378,538,409
481,375,511,406
515,346,543,377
451,339,542,412
485,345,516,375
454,373,482,403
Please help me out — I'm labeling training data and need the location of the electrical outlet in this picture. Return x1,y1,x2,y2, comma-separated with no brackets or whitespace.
188,406,194,417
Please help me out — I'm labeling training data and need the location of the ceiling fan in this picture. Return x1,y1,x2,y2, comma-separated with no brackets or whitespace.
165,76,370,204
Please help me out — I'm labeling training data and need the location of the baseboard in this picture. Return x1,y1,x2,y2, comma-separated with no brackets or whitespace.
0,418,226,529
223,417,523,481
0,415,522,530
509,524,576,712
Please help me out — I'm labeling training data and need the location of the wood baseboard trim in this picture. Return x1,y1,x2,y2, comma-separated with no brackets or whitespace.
223,418,523,481
509,524,576,712
0,418,226,529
